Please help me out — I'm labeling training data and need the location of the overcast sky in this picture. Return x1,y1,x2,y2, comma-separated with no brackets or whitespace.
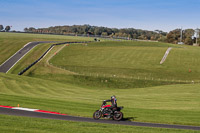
0,0,200,32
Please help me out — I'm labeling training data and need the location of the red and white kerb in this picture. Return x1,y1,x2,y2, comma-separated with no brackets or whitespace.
0,105,67,115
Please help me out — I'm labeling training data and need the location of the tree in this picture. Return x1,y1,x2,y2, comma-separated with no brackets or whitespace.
24,27,28,32
28,27,36,32
184,37,193,45
158,36,167,42
5,26,11,32
94,28,101,35
20,24,166,41
0,25,3,31
101,32,108,36
166,29,180,44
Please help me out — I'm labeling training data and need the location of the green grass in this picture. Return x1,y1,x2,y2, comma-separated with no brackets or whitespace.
2,33,200,132
1,115,198,133
1,73,200,126
9,41,189,89
0,32,93,64
8,34,194,89
48,41,200,84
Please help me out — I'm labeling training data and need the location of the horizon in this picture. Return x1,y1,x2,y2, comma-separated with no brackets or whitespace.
1,0,200,32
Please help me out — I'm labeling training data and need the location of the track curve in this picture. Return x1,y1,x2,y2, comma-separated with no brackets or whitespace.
0,41,56,73
0,107,200,131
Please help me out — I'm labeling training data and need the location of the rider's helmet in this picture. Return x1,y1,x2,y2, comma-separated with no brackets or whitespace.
111,95,116,99
111,95,117,101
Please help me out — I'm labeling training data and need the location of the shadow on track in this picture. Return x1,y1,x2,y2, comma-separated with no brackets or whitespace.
121,117,136,121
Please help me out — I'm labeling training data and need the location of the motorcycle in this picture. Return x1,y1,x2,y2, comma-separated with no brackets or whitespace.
93,101,123,121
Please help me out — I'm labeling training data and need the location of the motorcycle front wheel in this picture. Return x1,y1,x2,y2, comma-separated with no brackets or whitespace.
113,111,123,121
93,110,102,120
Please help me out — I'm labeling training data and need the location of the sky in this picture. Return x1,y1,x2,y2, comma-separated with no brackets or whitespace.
0,0,200,32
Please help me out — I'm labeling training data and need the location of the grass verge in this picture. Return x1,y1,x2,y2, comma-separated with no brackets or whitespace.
0,114,198,133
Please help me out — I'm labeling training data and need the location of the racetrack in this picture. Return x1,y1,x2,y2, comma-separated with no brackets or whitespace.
0,41,55,73
0,107,200,131
1,41,200,131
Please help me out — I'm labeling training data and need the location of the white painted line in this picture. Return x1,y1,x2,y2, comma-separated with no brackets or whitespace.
6,45,37,73
0,42,32,67
12,107,38,112
23,42,32,47
160,47,172,64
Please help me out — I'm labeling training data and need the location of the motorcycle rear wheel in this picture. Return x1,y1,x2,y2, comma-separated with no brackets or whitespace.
93,110,102,120
113,111,123,121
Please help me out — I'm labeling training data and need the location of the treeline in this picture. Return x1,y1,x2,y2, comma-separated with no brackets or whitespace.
24,25,167,41
24,25,199,45
0,25,11,32
167,29,198,45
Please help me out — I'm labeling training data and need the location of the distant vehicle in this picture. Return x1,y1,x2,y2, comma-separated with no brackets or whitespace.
93,101,123,121
178,42,184,45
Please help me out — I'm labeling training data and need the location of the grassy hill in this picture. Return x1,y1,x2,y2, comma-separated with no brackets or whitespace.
50,41,200,82
1,33,200,132
11,40,200,89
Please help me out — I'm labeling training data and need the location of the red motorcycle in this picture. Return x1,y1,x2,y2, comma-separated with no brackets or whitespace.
93,101,123,121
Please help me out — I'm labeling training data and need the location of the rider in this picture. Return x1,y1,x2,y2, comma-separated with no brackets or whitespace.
103,95,117,113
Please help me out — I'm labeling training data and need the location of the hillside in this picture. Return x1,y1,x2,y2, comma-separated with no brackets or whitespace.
1,73,200,126
1,33,200,128
11,40,200,89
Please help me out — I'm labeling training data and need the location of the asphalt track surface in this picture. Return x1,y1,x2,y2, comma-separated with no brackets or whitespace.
0,107,200,131
0,41,55,73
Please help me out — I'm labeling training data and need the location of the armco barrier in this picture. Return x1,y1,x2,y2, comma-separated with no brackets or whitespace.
18,41,91,75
